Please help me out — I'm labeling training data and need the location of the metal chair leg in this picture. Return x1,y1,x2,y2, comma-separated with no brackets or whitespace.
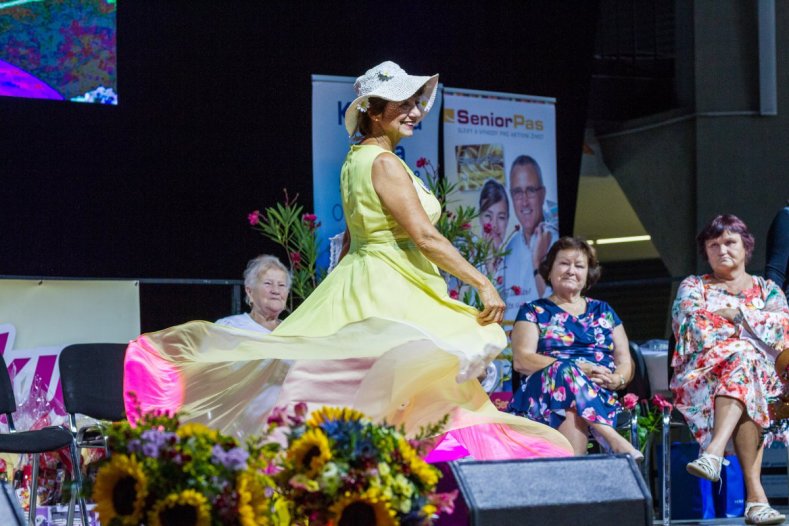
66,440,88,526
661,407,671,526
29,453,39,526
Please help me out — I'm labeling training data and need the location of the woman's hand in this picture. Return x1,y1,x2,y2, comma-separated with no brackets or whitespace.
577,362,622,389
576,361,605,377
476,281,505,325
590,369,623,390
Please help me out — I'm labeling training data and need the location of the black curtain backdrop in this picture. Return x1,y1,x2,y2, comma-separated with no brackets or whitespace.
1,0,599,284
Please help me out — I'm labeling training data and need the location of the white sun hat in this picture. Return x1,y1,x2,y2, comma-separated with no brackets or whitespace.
344,60,439,137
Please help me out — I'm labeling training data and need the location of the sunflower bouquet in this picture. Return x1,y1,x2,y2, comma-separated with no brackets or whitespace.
268,405,456,526
88,408,288,526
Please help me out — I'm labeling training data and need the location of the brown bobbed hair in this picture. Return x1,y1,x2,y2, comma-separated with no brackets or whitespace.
696,214,755,263
538,236,602,293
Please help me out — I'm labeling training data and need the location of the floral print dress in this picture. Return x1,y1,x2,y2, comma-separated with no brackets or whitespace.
508,298,623,428
671,275,789,449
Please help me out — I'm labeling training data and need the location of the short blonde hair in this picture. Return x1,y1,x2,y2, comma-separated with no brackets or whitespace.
243,255,291,298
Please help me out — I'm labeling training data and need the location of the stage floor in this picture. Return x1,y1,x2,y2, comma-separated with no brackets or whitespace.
659,505,789,525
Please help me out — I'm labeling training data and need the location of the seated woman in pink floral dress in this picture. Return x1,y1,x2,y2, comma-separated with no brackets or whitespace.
672,214,789,526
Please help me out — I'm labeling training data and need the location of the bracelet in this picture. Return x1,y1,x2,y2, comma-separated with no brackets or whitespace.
618,373,625,388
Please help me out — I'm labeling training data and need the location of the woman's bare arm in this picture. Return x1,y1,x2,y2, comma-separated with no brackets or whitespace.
371,152,504,324
511,320,555,375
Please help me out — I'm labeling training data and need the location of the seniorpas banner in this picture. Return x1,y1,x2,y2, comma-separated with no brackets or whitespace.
311,75,441,269
442,87,558,322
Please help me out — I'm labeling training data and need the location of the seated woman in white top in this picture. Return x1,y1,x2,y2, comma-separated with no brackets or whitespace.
216,254,290,333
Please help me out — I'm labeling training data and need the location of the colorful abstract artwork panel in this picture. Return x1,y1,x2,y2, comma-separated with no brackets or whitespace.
0,0,117,104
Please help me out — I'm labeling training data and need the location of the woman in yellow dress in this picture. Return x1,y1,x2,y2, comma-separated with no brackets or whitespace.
124,61,571,460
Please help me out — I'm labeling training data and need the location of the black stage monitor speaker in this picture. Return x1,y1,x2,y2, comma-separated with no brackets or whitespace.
446,454,652,526
0,480,25,526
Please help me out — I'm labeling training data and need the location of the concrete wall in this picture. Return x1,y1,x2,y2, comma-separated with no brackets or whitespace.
599,0,789,278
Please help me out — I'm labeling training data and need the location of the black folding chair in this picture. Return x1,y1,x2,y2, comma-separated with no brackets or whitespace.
625,341,652,401
0,353,81,526
59,343,128,526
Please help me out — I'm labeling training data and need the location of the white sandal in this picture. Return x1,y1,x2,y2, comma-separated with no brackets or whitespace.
686,452,729,482
745,502,786,525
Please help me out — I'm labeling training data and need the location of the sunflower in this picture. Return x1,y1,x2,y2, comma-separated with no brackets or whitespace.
306,406,367,427
236,471,271,526
287,428,332,477
397,438,439,487
176,422,219,442
330,489,397,526
148,489,211,526
92,454,148,526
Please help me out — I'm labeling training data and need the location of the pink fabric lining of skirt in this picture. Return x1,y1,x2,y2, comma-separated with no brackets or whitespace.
123,335,184,420
424,423,572,463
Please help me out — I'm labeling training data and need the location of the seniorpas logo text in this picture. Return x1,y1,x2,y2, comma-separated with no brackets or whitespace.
443,108,543,130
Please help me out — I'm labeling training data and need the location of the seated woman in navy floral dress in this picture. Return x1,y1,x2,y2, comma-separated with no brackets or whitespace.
508,237,641,459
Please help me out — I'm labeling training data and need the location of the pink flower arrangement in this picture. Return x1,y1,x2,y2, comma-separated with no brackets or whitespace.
247,210,260,225
622,393,639,411
619,393,675,452
301,213,319,230
416,157,427,168
651,394,673,411
482,223,493,234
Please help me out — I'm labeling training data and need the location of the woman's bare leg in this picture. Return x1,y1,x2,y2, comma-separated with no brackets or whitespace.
705,395,744,457
732,415,768,503
590,420,641,457
558,410,590,455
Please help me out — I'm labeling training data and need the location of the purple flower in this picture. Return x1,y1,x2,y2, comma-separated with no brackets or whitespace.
267,406,287,426
212,444,249,471
127,439,142,454
142,442,161,458
139,429,178,459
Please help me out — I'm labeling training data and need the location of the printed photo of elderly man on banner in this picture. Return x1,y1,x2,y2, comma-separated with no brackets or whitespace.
442,88,558,396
